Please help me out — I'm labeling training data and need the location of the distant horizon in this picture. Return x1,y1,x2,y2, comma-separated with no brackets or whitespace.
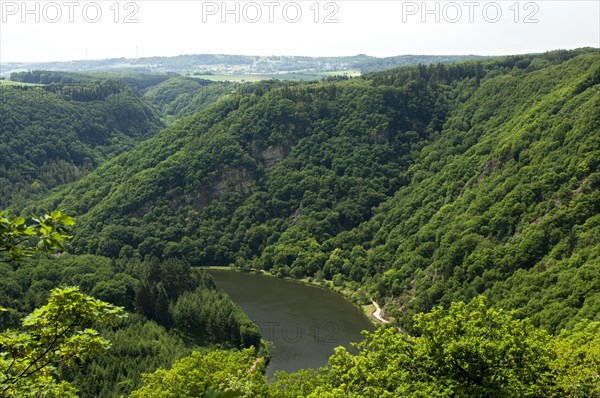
3,47,596,66
3,52,487,65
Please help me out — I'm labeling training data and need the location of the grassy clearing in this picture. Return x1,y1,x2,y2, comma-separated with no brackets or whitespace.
322,69,362,77
0,80,43,86
191,70,360,82
362,304,376,320
191,74,272,82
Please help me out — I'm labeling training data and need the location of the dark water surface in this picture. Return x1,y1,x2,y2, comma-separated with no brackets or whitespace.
208,270,374,378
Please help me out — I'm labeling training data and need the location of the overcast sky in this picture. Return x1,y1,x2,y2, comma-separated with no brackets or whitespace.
0,1,598,63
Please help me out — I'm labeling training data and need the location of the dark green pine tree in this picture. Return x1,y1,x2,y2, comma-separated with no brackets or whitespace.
134,280,155,319
153,283,171,328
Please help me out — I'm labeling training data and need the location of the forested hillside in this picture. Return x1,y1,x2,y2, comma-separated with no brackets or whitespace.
9,70,235,124
0,78,163,208
32,48,599,335
360,51,600,332
9,70,174,89
142,76,237,122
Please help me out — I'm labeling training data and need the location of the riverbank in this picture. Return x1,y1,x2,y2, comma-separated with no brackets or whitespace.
203,266,390,327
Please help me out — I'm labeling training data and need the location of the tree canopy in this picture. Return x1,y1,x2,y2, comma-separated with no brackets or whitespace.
0,210,74,264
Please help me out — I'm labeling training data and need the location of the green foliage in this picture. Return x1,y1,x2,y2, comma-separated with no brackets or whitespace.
269,368,326,397
129,257,260,349
9,70,175,91
62,315,191,397
130,349,268,398
0,210,74,264
170,288,261,348
550,320,600,397
0,253,136,324
411,297,552,396
0,286,124,397
50,70,446,267
10,70,93,85
143,76,235,122
362,51,600,331
0,78,162,207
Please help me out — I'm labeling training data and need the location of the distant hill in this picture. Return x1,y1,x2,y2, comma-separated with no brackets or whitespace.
33,48,599,333
0,77,163,208
142,76,237,122
1,53,484,78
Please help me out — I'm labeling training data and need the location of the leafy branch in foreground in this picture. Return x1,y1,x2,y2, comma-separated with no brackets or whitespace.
0,286,126,397
1,209,126,397
0,210,74,264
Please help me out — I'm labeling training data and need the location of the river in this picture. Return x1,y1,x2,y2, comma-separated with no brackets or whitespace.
208,270,374,378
